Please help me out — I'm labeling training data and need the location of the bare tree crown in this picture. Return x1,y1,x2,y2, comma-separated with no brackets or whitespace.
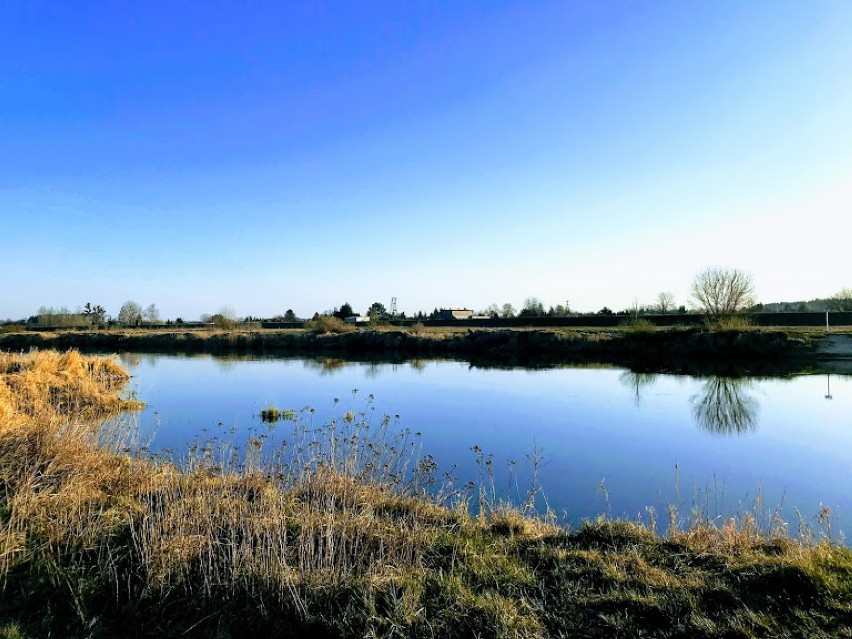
690,267,756,318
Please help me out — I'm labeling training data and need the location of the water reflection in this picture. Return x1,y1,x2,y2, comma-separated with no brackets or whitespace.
408,359,428,374
298,358,431,377
301,358,349,376
618,371,658,406
690,377,759,435
107,353,852,537
212,357,239,373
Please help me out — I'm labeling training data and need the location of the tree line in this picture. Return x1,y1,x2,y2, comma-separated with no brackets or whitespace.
9,270,852,329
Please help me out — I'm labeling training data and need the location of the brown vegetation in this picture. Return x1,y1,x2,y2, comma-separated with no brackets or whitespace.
304,315,357,334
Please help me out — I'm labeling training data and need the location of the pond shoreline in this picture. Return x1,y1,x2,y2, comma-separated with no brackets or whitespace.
2,327,847,370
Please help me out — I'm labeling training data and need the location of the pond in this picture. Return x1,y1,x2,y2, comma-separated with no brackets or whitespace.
112,353,852,537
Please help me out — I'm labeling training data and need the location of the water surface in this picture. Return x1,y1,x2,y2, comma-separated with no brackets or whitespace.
117,353,852,536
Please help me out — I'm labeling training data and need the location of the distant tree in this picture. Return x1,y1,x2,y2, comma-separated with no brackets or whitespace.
597,307,613,315
546,302,570,317
828,288,852,312
368,302,388,322
518,297,545,318
689,267,756,319
210,306,238,329
334,303,354,319
175,317,184,325
82,302,107,325
283,309,298,321
557,301,571,316
501,303,516,319
35,306,89,328
143,303,160,324
656,292,675,314
118,301,143,326
482,304,501,318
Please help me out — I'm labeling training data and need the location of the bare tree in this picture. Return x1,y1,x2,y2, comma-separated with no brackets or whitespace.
828,287,852,312
143,303,160,324
501,303,516,318
656,291,675,314
118,301,143,326
689,267,756,319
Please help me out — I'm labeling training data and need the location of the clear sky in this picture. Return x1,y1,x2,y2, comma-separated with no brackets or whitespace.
2,1,850,320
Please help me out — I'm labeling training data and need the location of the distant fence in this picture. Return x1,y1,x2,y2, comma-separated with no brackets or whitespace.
264,312,852,330
749,311,852,327
260,322,304,329
411,312,852,329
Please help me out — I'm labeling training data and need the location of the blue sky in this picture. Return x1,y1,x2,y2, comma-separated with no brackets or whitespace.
2,1,850,320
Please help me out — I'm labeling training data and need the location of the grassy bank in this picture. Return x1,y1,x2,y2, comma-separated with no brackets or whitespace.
0,325,826,368
0,351,850,638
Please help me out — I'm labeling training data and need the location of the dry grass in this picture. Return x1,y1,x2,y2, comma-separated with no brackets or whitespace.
705,315,757,331
0,350,850,638
0,349,141,421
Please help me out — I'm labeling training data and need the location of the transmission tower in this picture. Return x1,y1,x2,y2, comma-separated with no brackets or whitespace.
390,297,398,317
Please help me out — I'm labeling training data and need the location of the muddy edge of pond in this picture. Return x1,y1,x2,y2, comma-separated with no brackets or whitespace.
3,328,850,371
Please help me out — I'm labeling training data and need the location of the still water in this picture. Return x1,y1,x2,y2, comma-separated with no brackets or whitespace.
115,353,852,536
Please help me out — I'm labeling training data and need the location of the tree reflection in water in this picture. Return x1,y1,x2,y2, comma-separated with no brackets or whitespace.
691,377,759,435
618,370,659,406
302,358,349,376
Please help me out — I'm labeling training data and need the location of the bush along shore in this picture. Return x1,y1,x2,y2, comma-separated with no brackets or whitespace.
0,350,850,638
0,325,824,367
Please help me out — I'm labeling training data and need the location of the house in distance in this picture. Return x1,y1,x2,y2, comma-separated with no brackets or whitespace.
439,308,474,320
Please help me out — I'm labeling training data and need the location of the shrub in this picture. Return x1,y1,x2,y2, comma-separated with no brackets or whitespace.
211,314,239,330
304,315,356,334
409,322,427,336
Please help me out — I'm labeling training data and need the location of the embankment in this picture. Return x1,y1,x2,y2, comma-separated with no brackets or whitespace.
0,327,836,368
